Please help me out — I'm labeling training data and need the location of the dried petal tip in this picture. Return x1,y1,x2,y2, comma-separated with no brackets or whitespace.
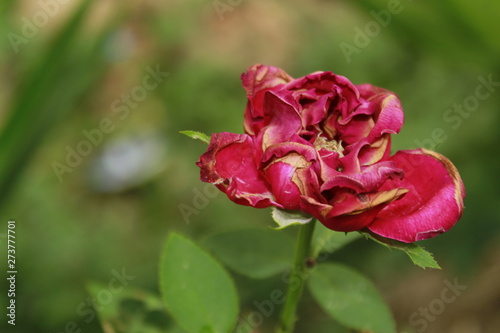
368,149,465,243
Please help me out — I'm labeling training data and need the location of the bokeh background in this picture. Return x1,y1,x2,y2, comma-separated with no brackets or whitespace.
0,0,499,332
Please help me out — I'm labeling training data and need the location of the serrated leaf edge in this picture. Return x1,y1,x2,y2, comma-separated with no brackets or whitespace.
179,130,210,144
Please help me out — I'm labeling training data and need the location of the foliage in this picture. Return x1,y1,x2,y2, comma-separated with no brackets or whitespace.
0,0,498,332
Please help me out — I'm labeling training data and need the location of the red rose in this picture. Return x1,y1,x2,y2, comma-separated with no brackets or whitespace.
197,64,465,243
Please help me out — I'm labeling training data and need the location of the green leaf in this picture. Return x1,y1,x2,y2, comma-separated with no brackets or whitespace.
308,263,396,333
312,225,361,258
86,283,179,333
363,232,441,269
203,228,294,279
271,207,313,229
180,130,210,144
160,233,238,333
0,0,97,209
403,245,441,269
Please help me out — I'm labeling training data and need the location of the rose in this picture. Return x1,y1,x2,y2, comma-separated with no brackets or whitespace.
197,64,465,243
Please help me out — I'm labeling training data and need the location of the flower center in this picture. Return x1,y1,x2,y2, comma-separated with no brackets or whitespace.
314,136,344,157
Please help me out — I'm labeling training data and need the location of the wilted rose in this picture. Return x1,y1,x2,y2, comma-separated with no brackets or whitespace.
197,64,465,243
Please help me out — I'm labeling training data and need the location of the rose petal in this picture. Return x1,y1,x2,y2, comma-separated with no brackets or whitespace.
338,134,392,171
358,134,392,166
297,92,331,127
284,71,361,124
302,187,408,231
335,114,375,145
261,141,317,165
368,149,465,243
327,187,408,217
242,64,293,98
338,139,369,173
259,91,302,148
264,153,319,210
337,86,403,144
196,132,281,208
242,65,293,135
366,93,404,142
315,202,386,232
321,161,404,194
317,149,343,181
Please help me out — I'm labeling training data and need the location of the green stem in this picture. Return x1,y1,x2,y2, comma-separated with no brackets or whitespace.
276,219,316,333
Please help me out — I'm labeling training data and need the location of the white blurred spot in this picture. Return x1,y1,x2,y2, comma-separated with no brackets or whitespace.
103,29,136,63
89,133,167,192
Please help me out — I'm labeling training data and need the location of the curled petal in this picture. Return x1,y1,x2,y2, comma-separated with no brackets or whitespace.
264,153,319,210
317,149,343,181
338,84,404,144
302,187,408,231
261,141,317,165
260,141,320,209
356,83,389,96
196,132,281,208
358,134,392,166
298,92,331,127
321,161,404,194
286,72,360,126
335,114,375,145
366,93,404,142
259,91,302,148
242,65,293,135
338,139,370,173
368,149,466,243
327,188,408,217
242,64,293,98
339,134,392,173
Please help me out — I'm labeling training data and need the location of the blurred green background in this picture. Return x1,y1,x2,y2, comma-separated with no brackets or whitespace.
0,0,499,332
